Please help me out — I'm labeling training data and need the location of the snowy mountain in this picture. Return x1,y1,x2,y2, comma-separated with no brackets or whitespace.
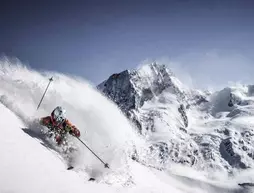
98,62,254,178
0,58,253,193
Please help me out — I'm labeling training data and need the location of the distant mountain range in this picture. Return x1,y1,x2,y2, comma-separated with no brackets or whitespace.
97,62,254,175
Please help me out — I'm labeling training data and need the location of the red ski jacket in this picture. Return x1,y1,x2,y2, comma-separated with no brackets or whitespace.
40,116,80,137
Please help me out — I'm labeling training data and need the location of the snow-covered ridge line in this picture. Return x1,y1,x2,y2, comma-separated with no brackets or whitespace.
97,63,186,111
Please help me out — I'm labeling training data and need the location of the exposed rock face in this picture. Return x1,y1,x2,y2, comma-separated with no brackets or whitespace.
97,63,254,175
220,138,247,169
97,70,136,112
178,104,188,128
97,63,192,134
98,63,184,112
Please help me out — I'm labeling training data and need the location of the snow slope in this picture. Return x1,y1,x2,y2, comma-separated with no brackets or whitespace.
0,102,114,193
0,58,251,193
0,59,140,169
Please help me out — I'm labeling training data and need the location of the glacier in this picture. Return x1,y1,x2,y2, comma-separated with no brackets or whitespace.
0,58,253,193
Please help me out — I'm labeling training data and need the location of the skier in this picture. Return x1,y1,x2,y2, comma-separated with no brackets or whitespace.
40,106,80,145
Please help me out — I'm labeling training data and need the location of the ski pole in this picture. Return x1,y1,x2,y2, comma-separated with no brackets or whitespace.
37,77,53,110
75,136,110,169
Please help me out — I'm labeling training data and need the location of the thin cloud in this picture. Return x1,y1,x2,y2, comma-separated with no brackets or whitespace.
153,50,253,90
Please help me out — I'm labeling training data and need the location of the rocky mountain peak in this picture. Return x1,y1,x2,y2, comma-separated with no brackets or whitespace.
97,62,184,113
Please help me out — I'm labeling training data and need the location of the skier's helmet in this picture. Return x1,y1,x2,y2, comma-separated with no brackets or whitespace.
51,106,66,124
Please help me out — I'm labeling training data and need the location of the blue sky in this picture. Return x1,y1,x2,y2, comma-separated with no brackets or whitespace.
1,0,254,88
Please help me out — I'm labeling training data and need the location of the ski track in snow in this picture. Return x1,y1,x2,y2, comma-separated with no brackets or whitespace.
0,60,252,193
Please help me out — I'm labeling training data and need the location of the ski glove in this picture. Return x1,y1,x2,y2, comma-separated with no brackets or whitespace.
74,128,80,137
68,126,80,137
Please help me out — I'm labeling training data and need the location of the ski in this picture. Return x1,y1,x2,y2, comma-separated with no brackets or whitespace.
238,183,254,187
67,166,74,170
66,167,96,181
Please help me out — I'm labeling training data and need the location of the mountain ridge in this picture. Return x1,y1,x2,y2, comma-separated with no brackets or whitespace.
97,62,254,177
